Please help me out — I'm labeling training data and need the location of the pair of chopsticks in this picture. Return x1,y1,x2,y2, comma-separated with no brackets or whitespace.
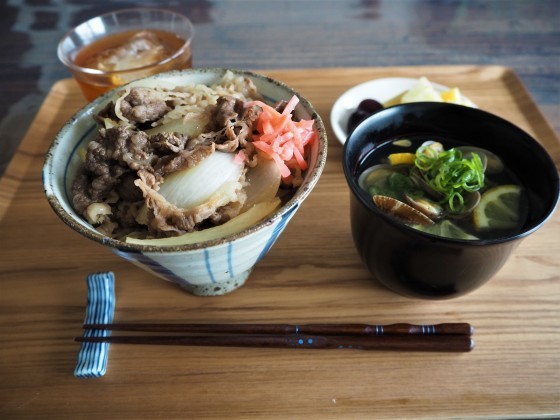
76,322,474,352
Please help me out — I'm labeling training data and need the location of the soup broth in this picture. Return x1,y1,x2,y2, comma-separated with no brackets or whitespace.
358,135,529,240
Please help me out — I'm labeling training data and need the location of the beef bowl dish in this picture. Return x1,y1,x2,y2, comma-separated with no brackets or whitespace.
343,102,559,299
43,68,327,296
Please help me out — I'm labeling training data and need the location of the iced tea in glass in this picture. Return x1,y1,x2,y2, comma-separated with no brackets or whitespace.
58,9,194,101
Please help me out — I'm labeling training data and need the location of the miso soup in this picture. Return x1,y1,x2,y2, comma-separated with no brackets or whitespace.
358,136,529,240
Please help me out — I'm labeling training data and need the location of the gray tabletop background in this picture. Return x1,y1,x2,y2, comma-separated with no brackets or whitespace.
1,0,558,177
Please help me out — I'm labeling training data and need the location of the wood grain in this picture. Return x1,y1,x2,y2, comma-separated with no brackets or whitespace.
0,66,559,419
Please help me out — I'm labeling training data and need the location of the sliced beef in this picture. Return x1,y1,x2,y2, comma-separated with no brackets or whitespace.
209,200,244,225
151,132,188,155
93,101,118,125
116,172,143,202
72,125,151,219
120,87,169,124
73,92,259,239
71,170,94,215
153,143,214,177
87,126,152,168
188,96,259,153
213,95,238,127
207,96,259,134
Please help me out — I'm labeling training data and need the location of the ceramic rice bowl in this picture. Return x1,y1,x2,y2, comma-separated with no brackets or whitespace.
43,68,327,296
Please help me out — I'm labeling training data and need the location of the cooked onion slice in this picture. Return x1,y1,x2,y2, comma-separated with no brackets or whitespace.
126,198,281,246
145,114,209,137
158,151,244,209
242,157,282,211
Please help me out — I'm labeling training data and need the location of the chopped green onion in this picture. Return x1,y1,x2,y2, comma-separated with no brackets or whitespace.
414,147,485,212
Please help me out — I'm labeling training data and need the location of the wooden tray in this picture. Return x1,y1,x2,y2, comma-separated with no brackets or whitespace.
1,66,559,419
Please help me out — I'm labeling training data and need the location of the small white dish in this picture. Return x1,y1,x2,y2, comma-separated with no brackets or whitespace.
330,77,474,144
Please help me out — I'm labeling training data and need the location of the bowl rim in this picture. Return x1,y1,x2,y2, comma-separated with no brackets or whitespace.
43,67,328,253
342,101,560,246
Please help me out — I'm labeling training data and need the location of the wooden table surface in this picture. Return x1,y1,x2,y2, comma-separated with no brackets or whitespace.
0,65,559,419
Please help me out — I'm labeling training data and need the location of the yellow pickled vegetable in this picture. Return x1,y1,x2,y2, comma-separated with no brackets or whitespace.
388,152,415,166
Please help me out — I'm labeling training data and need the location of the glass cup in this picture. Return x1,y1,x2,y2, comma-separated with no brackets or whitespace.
58,8,194,101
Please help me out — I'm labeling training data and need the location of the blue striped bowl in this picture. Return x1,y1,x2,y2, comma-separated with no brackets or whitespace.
43,68,327,296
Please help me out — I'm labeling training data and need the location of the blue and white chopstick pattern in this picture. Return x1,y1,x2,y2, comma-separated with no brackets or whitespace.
74,272,115,378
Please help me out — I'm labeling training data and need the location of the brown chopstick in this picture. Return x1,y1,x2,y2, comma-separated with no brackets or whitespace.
76,334,474,352
83,322,474,336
